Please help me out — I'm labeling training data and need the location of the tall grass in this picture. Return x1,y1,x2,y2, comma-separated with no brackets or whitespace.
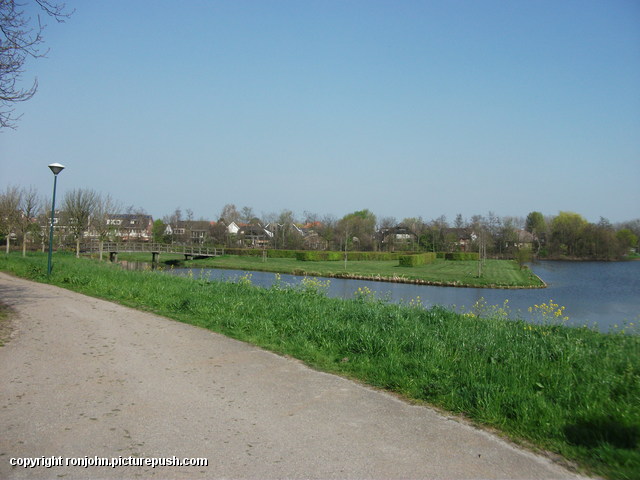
2,253,639,479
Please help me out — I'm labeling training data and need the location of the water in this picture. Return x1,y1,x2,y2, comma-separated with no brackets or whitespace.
163,261,640,333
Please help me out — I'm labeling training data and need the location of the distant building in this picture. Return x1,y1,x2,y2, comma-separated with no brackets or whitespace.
105,214,154,241
442,228,477,252
165,220,214,244
378,225,418,251
238,224,273,248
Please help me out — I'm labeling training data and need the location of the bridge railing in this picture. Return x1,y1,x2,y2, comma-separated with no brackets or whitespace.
83,242,224,257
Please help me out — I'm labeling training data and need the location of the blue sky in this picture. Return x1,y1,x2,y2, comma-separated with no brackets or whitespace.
1,0,639,224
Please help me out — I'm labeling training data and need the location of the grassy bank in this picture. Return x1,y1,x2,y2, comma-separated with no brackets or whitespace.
112,252,544,288
2,253,639,479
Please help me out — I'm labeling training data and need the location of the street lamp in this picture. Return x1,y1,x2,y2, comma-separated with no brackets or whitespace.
47,163,65,275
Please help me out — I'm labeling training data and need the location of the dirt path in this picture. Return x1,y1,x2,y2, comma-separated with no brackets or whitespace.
0,272,589,479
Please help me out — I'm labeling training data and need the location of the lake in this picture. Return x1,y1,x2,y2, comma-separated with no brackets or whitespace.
162,261,639,333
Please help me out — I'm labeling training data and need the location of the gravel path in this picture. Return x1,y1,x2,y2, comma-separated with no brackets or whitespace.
0,272,590,479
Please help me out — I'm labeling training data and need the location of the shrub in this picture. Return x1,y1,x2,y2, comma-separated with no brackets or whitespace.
399,253,436,267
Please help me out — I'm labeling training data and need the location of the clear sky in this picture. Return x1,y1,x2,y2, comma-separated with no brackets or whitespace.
1,0,639,224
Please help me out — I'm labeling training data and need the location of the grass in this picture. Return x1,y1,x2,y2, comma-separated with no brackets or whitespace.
0,302,12,347
197,256,544,288
2,252,639,479
111,252,544,288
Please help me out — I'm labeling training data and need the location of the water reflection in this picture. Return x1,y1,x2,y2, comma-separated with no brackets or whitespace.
119,260,159,271
132,260,639,333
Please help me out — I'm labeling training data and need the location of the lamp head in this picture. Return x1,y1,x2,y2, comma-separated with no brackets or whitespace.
48,163,65,175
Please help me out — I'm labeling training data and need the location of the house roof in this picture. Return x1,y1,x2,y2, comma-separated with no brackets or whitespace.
239,224,274,237
108,213,153,222
174,220,211,231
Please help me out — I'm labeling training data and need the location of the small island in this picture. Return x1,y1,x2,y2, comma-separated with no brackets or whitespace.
188,255,545,289
113,249,546,289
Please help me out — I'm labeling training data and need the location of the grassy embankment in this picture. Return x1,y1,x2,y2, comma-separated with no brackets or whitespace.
112,252,545,288
2,253,639,479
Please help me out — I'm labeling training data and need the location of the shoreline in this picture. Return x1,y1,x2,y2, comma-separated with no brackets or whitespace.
177,262,548,289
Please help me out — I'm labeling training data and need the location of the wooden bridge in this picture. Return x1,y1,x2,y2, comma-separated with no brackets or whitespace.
86,242,224,263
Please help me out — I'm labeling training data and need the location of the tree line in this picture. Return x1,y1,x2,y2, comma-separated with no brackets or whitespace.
0,185,128,258
163,204,639,261
2,184,638,261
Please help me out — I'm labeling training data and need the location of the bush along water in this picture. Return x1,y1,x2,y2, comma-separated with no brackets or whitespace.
1,253,639,479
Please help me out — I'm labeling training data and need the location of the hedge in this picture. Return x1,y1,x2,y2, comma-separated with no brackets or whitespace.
224,248,298,259
445,252,479,261
398,252,436,267
295,251,405,261
295,251,343,261
346,251,401,261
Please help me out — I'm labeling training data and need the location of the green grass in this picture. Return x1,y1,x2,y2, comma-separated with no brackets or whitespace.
0,302,11,347
2,252,639,479
171,254,544,288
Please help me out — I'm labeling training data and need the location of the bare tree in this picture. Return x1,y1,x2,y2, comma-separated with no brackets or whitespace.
277,209,297,249
240,206,255,224
185,208,194,244
302,211,319,225
62,188,97,257
163,207,183,243
0,185,21,253
124,204,147,215
34,194,49,251
17,185,40,256
1,1,72,128
219,204,239,224
92,193,120,260
378,216,397,251
401,216,424,251
318,214,337,251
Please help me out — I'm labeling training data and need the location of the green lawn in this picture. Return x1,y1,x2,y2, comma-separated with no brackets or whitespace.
172,255,544,288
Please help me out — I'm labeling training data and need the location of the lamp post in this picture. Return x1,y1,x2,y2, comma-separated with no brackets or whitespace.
47,163,65,275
